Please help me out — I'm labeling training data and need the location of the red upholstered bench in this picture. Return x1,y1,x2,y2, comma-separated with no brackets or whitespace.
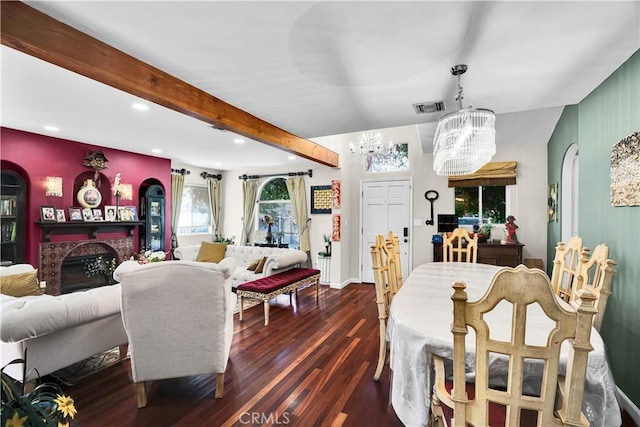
236,268,321,325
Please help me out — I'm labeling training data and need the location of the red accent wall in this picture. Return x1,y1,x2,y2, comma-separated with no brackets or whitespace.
1,127,172,266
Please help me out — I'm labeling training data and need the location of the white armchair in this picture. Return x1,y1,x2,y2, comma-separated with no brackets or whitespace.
113,260,236,407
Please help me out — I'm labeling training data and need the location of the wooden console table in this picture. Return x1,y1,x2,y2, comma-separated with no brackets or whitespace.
432,241,524,267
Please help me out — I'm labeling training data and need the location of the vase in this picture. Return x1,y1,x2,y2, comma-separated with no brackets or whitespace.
266,224,273,244
77,179,102,208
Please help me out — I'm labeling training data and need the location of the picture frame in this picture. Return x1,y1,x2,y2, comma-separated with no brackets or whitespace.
92,208,104,221
40,205,56,222
123,205,138,221
55,209,66,222
548,182,558,223
82,207,95,222
104,205,117,221
311,185,332,214
118,207,131,222
68,207,83,222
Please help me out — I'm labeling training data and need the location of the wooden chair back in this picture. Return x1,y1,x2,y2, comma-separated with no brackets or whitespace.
550,236,583,302
370,234,392,381
573,244,616,331
385,231,403,296
443,228,478,263
433,265,597,427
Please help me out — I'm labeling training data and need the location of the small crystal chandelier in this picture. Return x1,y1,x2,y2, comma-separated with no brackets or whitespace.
349,130,394,165
432,64,496,176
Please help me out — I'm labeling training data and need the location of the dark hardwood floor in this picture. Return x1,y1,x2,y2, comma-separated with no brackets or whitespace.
58,283,405,426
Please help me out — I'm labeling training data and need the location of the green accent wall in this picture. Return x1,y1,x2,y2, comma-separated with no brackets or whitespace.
548,49,640,405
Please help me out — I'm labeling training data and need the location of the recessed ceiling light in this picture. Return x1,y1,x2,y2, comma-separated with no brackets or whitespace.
233,138,245,144
151,148,162,154
288,155,296,160
132,103,149,111
43,125,59,132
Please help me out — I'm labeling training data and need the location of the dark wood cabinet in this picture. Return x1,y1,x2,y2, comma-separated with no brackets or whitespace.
433,242,524,267
139,185,165,251
1,171,26,265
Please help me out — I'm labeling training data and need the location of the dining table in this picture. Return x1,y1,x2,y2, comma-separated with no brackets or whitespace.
386,262,621,427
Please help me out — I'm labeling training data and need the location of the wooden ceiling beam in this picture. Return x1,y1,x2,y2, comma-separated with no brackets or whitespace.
1,2,339,167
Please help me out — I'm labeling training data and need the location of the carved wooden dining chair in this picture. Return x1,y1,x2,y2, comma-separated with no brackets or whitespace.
572,244,617,332
370,234,393,381
385,231,403,296
550,236,583,302
431,265,597,427
443,228,478,263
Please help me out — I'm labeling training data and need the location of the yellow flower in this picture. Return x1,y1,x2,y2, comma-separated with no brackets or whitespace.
54,394,77,419
4,412,28,427
57,422,69,427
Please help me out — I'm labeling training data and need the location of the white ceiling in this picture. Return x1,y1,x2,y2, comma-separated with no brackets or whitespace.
2,1,639,171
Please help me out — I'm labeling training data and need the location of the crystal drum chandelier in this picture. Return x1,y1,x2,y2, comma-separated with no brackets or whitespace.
432,64,495,176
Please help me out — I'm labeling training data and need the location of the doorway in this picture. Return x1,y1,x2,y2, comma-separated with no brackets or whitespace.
360,179,412,283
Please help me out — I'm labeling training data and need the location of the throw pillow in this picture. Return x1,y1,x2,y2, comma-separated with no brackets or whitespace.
195,242,227,263
246,258,261,271
254,256,268,274
0,270,42,297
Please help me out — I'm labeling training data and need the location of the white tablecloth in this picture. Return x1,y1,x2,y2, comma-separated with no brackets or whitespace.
387,262,620,427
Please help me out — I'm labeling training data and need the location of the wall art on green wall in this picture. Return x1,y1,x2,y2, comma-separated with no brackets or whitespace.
610,130,639,206
548,182,558,222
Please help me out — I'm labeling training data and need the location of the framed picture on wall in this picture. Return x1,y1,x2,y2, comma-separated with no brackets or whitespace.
40,206,56,222
548,182,558,222
68,207,83,222
104,206,117,221
311,185,332,214
82,208,95,222
55,209,66,222
92,208,104,221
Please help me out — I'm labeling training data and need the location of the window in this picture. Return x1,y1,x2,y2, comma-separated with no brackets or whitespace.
455,186,507,228
177,185,211,234
366,142,409,173
256,178,298,248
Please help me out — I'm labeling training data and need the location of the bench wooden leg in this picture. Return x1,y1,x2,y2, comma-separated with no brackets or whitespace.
239,296,244,321
263,300,270,326
215,373,225,398
136,381,148,408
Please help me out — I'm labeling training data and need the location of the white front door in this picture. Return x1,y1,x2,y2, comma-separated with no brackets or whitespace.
360,179,412,283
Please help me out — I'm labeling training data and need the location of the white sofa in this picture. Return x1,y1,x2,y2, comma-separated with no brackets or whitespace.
1,264,128,382
174,244,308,288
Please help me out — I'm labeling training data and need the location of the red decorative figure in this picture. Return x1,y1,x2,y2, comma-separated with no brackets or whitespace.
505,215,518,243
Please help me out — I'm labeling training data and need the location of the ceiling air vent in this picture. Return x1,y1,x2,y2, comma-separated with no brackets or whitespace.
412,100,446,114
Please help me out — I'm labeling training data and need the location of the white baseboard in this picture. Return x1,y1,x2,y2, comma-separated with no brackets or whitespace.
330,278,356,289
617,386,640,425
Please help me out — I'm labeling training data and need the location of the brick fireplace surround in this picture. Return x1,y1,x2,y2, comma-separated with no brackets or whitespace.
39,238,134,295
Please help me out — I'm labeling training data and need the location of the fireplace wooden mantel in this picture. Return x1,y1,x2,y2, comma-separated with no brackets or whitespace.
36,221,143,242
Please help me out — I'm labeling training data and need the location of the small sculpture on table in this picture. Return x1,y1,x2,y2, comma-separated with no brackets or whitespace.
505,215,518,243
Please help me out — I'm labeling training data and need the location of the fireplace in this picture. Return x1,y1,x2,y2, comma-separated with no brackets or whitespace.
39,238,134,295
60,252,117,294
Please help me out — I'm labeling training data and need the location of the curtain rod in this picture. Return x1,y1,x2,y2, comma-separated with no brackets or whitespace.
171,168,191,175
201,172,223,180
238,169,312,181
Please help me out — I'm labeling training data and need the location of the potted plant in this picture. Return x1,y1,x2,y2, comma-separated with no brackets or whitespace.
477,223,492,243
1,358,78,427
275,231,285,245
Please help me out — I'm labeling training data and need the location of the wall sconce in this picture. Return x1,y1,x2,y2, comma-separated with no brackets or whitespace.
119,183,133,200
45,176,63,197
